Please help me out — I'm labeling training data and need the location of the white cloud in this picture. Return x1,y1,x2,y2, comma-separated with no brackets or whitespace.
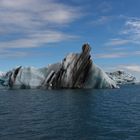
0,0,80,28
0,0,81,52
104,17,140,47
91,16,112,26
95,53,126,58
126,20,140,31
0,0,80,43
120,18,140,45
0,31,76,49
104,38,130,46
95,51,140,59
121,65,140,73
0,49,28,58
0,48,52,58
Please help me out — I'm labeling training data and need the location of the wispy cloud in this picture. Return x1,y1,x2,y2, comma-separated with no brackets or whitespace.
0,48,52,59
91,16,112,26
120,65,140,73
95,52,126,58
0,0,80,27
0,31,76,49
96,51,140,59
104,38,130,46
0,49,27,58
0,0,81,57
121,19,140,44
104,17,140,47
123,19,140,34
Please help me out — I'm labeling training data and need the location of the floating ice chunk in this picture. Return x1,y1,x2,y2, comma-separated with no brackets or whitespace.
106,70,137,85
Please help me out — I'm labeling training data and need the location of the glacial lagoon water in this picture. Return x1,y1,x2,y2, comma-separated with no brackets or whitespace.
0,85,140,140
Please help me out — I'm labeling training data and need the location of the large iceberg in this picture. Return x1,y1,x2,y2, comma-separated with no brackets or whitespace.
0,44,136,89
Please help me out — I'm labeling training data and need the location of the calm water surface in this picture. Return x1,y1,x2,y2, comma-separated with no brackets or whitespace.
0,85,140,140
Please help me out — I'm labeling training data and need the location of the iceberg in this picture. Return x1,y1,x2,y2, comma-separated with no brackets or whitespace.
0,44,136,89
106,70,137,85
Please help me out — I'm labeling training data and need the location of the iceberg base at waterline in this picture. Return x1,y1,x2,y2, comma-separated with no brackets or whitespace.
0,44,137,89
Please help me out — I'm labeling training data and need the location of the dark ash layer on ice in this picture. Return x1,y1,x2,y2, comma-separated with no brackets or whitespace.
0,44,136,89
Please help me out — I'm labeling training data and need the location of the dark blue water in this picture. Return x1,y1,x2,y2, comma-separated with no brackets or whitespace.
0,85,140,140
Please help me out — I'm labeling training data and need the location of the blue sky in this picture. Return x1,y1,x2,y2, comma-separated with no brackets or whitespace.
0,0,140,79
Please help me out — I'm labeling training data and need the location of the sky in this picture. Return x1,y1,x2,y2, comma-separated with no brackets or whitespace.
0,0,140,80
